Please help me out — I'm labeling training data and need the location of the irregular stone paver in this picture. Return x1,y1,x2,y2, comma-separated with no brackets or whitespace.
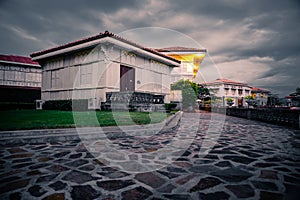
28,185,47,197
135,172,165,188
62,170,99,184
9,192,21,200
157,183,175,193
215,160,232,167
42,193,65,200
190,176,223,192
157,170,180,179
259,191,283,200
251,180,278,191
0,179,29,194
163,194,191,199
49,181,67,191
65,159,88,167
97,180,135,191
199,191,230,200
71,185,100,200
210,167,253,182
189,165,218,174
223,155,256,164
26,170,43,176
47,164,69,172
36,174,59,183
225,184,255,198
259,170,278,180
121,186,152,200
0,112,299,199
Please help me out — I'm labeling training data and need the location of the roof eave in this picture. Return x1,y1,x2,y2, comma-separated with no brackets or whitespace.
31,37,180,67
0,60,40,67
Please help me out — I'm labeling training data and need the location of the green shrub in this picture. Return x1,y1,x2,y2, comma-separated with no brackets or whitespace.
43,99,88,111
171,79,198,110
0,102,35,110
165,103,177,111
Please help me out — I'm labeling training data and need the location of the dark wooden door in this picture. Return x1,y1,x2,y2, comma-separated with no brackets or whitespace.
120,65,135,91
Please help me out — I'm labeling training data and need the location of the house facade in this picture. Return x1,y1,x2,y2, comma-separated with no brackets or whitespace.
30,31,180,110
202,79,252,107
0,55,41,105
251,87,270,106
156,47,206,83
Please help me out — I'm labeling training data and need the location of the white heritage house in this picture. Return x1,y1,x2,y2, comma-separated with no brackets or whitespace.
0,55,41,104
202,79,252,107
30,31,180,110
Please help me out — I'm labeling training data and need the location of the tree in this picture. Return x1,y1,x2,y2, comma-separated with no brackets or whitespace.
171,79,198,110
296,87,300,95
197,84,210,98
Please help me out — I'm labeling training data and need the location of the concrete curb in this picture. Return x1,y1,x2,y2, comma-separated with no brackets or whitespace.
0,111,182,145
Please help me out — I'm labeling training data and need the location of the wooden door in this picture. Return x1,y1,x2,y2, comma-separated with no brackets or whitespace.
120,65,135,91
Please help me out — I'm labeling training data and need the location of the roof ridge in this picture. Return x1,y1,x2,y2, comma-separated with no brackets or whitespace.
30,30,180,63
202,78,248,85
156,46,207,52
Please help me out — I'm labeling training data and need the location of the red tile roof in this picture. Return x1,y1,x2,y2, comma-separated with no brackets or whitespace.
202,78,248,86
156,46,207,53
30,31,180,64
251,87,270,92
0,54,39,65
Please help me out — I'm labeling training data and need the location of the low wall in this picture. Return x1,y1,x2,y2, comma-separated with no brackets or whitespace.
212,107,300,129
226,108,300,129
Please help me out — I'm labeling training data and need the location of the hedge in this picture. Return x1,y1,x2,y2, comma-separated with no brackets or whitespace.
0,102,35,110
164,103,177,111
43,99,88,111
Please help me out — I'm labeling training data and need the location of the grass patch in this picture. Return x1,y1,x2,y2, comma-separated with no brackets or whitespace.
0,110,173,131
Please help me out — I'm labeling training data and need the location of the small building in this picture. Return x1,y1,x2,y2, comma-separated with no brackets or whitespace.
202,79,252,107
156,47,206,83
285,92,300,108
251,87,270,107
0,54,41,109
30,31,180,110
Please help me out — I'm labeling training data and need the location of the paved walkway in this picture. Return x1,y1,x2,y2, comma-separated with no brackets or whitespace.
0,112,299,199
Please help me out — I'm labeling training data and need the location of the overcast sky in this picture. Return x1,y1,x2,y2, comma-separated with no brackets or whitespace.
0,0,299,97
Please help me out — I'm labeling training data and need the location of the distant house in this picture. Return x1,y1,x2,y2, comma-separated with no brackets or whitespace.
251,87,270,106
30,31,180,110
0,54,41,108
156,47,206,82
202,79,252,107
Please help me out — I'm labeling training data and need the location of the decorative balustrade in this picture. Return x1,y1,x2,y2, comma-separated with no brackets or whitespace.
212,107,300,129
104,91,165,111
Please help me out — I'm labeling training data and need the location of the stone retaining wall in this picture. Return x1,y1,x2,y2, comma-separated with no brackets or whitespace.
212,107,300,129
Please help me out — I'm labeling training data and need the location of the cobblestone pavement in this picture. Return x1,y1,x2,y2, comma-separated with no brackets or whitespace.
0,112,300,200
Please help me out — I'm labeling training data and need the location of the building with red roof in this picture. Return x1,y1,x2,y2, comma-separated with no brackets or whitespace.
202,79,273,107
251,87,271,106
202,78,252,107
0,54,41,109
30,31,181,110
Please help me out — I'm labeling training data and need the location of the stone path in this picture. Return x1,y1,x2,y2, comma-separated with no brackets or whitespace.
0,112,300,199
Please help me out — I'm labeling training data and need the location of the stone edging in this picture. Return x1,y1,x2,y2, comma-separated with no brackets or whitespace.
0,111,182,145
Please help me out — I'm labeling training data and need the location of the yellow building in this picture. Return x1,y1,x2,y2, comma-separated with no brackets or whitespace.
156,47,206,82
251,87,270,106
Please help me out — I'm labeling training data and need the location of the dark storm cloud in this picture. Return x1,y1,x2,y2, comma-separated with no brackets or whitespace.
0,0,144,55
0,0,299,96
